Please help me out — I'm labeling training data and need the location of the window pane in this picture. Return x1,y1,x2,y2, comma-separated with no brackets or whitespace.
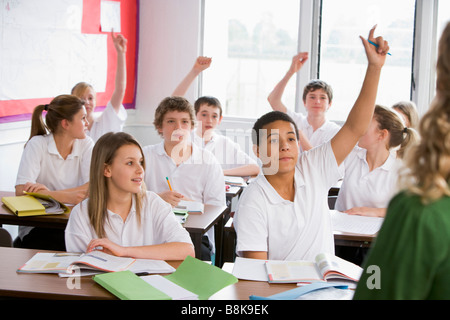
320,0,415,122
202,0,300,118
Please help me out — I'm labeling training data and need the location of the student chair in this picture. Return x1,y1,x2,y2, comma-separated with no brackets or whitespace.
0,227,13,247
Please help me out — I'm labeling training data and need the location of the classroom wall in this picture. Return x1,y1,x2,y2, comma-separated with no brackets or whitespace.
0,0,255,193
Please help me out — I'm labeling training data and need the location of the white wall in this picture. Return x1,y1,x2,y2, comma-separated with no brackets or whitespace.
129,0,202,146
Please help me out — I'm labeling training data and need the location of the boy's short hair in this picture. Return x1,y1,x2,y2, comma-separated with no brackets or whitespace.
303,80,333,103
194,96,222,117
252,111,300,146
153,96,196,135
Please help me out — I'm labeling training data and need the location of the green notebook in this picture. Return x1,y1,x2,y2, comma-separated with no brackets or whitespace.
94,270,171,300
166,256,238,300
94,256,238,300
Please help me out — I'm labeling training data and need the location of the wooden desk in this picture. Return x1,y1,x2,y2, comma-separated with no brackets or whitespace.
0,191,229,265
183,204,229,266
334,231,375,248
0,247,297,300
0,191,70,229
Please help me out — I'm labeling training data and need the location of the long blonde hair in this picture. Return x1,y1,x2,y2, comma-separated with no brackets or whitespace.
400,22,450,203
88,132,146,238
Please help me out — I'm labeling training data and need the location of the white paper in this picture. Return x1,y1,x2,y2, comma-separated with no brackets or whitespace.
231,257,268,281
128,259,176,274
177,200,204,213
0,0,107,100
141,275,198,300
331,210,384,235
101,0,121,32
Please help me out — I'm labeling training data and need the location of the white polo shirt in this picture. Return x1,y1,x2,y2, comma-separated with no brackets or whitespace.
87,101,127,142
15,134,93,190
335,147,401,211
142,141,225,206
65,191,193,253
234,141,343,261
192,131,258,170
287,109,340,149
142,141,226,253
15,133,93,239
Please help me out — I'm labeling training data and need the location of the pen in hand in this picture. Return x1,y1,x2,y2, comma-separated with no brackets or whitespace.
166,177,173,191
368,39,392,56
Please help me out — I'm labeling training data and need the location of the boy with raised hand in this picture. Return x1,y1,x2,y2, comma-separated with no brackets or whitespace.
234,26,389,261
172,57,260,177
267,52,341,151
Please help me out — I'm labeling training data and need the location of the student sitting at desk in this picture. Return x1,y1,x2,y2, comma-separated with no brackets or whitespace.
335,105,419,218
267,52,341,152
15,95,93,250
172,56,260,177
233,26,390,261
71,31,128,142
354,22,450,299
65,132,194,260
142,96,226,261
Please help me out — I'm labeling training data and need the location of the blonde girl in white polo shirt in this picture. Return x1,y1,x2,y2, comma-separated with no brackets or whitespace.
335,105,419,217
65,132,194,259
15,95,93,250
71,31,128,142
234,26,390,261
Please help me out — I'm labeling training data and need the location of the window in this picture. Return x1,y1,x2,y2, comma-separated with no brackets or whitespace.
202,0,300,118
319,0,416,122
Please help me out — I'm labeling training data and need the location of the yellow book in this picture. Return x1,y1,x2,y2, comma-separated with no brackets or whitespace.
1,192,69,217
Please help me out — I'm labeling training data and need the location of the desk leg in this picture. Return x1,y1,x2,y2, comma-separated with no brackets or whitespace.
189,232,203,260
214,214,224,268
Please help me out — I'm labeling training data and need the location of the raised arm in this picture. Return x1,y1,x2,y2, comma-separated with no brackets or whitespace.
110,31,128,113
267,52,309,113
172,56,212,96
331,26,389,166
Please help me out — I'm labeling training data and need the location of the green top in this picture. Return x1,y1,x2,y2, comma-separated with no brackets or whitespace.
354,191,450,300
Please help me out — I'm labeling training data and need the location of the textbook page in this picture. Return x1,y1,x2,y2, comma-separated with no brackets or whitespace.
315,253,362,282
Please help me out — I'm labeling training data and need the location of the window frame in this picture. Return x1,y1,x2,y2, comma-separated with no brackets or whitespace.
200,0,441,124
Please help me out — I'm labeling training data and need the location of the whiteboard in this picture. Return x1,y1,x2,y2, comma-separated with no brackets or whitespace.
0,0,138,121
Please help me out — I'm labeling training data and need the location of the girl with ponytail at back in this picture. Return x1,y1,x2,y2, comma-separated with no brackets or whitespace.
14,95,94,250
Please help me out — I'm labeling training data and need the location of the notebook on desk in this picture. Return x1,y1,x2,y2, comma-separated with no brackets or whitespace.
1,192,69,217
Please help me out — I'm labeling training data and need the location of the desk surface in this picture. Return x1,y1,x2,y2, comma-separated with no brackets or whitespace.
0,247,297,300
0,191,227,233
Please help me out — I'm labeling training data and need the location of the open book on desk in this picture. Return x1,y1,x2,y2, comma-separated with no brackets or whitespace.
265,253,362,284
2,192,69,217
224,176,247,187
174,200,204,215
331,210,384,235
17,251,175,276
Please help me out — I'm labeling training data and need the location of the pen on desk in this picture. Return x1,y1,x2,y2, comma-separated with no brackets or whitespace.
368,39,392,56
166,177,173,191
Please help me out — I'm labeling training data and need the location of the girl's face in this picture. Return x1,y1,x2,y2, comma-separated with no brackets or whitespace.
79,87,96,117
358,118,385,150
65,107,89,139
256,120,299,175
104,144,144,196
196,104,222,135
158,111,192,145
